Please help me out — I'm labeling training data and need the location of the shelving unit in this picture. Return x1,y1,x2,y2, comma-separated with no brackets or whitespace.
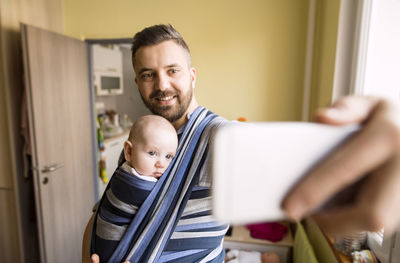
224,224,293,263
97,131,129,198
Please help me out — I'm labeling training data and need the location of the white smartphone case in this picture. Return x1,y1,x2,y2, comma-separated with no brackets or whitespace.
211,122,359,224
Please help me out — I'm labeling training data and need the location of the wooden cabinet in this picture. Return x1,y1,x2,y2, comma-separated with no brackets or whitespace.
0,190,20,262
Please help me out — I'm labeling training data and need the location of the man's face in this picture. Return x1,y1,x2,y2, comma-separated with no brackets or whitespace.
133,40,196,123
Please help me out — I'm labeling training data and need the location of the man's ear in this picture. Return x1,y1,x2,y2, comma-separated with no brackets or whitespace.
190,67,196,89
124,140,133,162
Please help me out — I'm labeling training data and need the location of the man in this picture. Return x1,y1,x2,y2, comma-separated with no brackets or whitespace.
88,25,229,263
85,24,400,262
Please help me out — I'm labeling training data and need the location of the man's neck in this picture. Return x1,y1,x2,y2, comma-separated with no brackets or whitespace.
172,117,188,131
171,100,199,130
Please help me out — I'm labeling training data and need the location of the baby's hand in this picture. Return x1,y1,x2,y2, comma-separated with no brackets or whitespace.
90,254,130,263
90,254,99,263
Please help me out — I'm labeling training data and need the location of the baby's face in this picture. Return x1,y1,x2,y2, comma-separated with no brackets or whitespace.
128,129,178,178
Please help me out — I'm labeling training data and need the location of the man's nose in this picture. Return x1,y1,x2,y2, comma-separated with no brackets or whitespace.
155,73,169,91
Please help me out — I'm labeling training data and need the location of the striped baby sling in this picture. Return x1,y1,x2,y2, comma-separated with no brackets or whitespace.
90,106,229,263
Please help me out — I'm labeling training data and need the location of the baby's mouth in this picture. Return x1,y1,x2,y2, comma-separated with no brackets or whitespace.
153,172,163,178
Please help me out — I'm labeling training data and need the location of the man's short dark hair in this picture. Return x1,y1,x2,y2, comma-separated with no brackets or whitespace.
131,24,190,65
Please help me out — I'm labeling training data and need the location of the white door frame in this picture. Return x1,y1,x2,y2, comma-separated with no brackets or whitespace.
332,1,400,262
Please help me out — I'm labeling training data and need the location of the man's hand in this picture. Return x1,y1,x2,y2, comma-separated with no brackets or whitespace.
283,96,400,235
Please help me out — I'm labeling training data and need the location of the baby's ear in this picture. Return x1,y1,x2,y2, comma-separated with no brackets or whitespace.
123,140,133,161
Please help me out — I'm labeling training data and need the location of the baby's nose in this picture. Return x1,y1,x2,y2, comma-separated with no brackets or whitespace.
155,160,164,168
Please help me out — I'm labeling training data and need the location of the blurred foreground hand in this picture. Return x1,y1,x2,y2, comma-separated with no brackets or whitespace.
283,96,400,236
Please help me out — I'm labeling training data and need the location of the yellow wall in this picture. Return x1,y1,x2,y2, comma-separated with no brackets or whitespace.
309,0,341,118
64,0,309,121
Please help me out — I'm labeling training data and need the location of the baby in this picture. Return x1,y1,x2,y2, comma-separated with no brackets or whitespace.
91,115,178,262
122,114,178,182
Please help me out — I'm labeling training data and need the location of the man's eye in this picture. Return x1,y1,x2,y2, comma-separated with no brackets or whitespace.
148,151,156,156
166,154,173,160
168,69,179,74
141,73,154,80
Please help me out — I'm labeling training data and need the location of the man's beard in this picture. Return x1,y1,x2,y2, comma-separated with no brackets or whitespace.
141,88,193,123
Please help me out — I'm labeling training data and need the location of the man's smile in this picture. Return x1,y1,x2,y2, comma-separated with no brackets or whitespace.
156,95,177,106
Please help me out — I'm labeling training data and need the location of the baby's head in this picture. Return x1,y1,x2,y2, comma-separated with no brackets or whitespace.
124,115,178,178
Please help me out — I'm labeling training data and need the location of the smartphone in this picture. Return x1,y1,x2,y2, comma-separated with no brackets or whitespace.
211,122,359,224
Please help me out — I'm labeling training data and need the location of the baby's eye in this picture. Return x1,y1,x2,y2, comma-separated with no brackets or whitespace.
165,154,173,160
148,151,156,156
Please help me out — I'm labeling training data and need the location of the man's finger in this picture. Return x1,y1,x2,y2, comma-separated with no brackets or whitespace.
314,96,379,125
313,167,400,236
313,206,375,235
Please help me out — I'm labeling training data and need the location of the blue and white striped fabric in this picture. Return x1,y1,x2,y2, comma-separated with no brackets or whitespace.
91,106,229,263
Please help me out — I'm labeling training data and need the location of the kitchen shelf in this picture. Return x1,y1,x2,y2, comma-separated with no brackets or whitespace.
224,224,293,262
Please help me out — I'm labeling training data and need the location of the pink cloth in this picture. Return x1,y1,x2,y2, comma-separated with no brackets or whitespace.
246,222,288,242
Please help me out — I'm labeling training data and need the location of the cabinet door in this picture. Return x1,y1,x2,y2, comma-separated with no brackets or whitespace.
22,24,95,263
98,133,128,198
